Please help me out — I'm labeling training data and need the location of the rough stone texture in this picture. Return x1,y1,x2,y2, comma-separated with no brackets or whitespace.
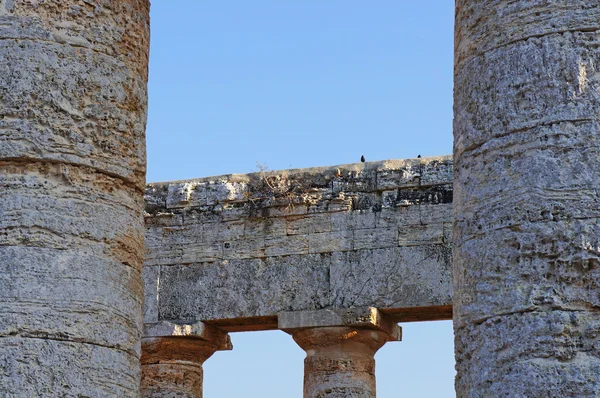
279,309,400,397
141,321,232,398
279,307,402,342
454,1,600,396
0,1,150,396
142,363,204,398
289,326,392,398
144,157,453,330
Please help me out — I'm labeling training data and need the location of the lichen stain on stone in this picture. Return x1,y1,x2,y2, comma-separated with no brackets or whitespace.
114,0,151,82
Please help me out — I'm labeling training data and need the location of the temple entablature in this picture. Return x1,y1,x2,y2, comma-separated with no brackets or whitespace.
142,156,453,396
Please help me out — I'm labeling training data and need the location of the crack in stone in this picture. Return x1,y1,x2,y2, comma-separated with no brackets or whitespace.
457,118,597,159
0,333,140,359
0,158,144,194
457,26,600,70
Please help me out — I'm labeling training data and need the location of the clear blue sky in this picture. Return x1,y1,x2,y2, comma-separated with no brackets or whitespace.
147,2,455,396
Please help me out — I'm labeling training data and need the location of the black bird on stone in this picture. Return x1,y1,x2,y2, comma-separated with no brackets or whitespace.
360,155,365,163
417,154,421,158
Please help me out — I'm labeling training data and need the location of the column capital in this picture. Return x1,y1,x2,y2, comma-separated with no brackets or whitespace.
279,308,401,397
141,321,232,398
142,321,232,365
278,307,402,342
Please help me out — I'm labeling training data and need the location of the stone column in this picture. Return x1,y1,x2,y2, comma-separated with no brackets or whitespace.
454,1,600,396
142,321,232,398
280,308,401,398
0,1,150,396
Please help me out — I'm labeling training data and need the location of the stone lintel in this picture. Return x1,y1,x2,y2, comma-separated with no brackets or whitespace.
278,307,402,342
382,304,453,323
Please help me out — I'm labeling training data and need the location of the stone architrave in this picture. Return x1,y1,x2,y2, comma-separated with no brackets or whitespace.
142,321,232,398
0,1,150,396
454,1,600,396
280,308,402,398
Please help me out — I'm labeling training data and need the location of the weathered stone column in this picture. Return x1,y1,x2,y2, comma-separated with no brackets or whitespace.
142,321,232,398
0,1,150,396
280,308,401,398
454,2,600,396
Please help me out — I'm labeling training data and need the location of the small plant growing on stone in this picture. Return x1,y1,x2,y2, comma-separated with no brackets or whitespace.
252,162,313,211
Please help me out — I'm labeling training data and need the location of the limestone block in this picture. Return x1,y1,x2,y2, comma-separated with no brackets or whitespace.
418,203,452,225
143,321,232,353
188,182,208,207
264,234,309,257
332,169,377,193
330,246,452,310
244,217,287,237
279,307,402,342
455,1,600,69
145,184,168,214
420,158,453,186
157,255,331,322
142,363,203,398
353,227,397,251
454,223,600,327
166,182,195,209
286,213,332,235
376,161,421,190
206,179,247,205
397,223,445,247
375,206,423,228
307,230,354,254
0,246,142,351
331,211,376,231
223,237,265,260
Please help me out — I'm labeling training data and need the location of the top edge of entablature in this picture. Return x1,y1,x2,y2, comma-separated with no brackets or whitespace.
146,155,453,187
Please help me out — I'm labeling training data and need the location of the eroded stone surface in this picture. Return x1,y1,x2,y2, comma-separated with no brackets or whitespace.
0,337,140,397
279,307,402,342
289,326,392,398
141,322,231,398
0,1,149,396
0,1,149,185
454,1,600,396
157,255,331,323
144,157,453,330
142,362,204,398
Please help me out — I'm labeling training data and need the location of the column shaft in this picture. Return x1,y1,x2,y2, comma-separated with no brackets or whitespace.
142,338,211,398
0,1,150,396
143,362,204,398
454,1,600,396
